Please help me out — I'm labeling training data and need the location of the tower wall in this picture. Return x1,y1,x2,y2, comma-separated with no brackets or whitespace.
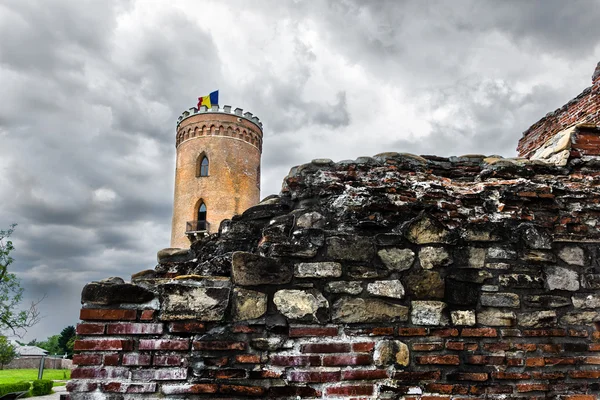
170,106,263,248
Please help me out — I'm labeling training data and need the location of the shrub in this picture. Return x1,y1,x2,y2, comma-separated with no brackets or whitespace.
0,381,31,396
31,380,53,396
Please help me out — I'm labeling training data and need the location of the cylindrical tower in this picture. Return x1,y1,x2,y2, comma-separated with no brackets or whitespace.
170,105,263,248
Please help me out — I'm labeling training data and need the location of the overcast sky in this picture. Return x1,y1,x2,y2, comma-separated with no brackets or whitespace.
1,0,599,341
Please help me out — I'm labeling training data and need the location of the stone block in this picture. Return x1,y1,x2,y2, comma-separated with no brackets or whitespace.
405,271,444,299
157,248,195,263
159,282,230,321
294,262,342,278
451,310,476,326
232,288,267,321
296,211,326,229
332,297,408,323
325,281,363,295
477,309,516,327
544,266,579,291
480,292,520,308
367,280,405,299
377,248,415,271
560,311,600,325
520,225,552,249
274,289,328,322
231,252,292,286
326,236,374,261
572,294,600,309
374,340,409,366
82,279,156,306
523,295,571,308
517,311,557,327
558,246,585,266
411,301,447,326
406,215,451,244
487,246,517,260
419,246,452,269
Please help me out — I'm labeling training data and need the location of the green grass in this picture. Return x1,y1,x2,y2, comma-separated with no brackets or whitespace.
0,369,70,384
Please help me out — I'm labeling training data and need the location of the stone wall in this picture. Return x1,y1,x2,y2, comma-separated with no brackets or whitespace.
69,151,600,399
5,357,72,370
517,62,600,158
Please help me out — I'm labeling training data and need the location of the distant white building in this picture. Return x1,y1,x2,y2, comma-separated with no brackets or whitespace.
10,341,48,357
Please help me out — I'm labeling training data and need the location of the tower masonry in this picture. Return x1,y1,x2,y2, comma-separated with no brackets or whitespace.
170,105,263,248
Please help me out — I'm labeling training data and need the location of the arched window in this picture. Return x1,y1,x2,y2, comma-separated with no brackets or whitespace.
197,202,207,230
196,154,209,177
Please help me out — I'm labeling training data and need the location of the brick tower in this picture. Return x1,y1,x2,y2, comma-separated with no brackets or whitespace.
170,105,263,248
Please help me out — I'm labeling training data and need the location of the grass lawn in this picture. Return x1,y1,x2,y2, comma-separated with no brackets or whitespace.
0,369,70,384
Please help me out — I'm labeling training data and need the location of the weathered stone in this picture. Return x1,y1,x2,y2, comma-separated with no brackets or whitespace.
347,265,389,279
273,290,328,322
411,301,447,326
582,274,600,289
270,243,318,258
487,246,517,260
518,311,557,327
232,288,267,321
332,297,408,323
131,269,158,281
406,215,451,244
378,248,415,271
419,246,452,269
523,250,555,263
462,226,500,242
499,274,544,289
451,310,476,326
367,280,405,299
405,271,445,299
157,248,195,263
374,340,409,367
325,281,363,295
449,270,493,283
481,285,499,292
160,283,230,321
544,266,579,291
326,236,374,262
296,211,326,229
81,280,155,305
231,252,292,286
572,294,600,309
294,262,342,278
558,246,585,266
521,225,552,249
524,295,571,308
250,337,285,351
560,311,600,325
480,292,520,308
466,247,486,268
445,279,479,306
477,309,516,326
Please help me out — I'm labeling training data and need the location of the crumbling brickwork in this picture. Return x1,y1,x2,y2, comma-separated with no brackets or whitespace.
69,149,600,399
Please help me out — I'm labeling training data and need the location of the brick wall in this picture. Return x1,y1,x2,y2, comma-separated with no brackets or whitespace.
517,62,600,158
70,152,600,399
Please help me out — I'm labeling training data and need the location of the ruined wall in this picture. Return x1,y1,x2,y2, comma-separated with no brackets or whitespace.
69,151,600,399
517,62,600,158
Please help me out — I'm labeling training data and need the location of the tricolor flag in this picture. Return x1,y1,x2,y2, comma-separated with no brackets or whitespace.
197,90,219,109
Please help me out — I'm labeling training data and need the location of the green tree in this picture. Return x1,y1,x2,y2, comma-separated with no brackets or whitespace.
0,225,41,336
37,335,60,355
58,326,76,358
0,336,17,369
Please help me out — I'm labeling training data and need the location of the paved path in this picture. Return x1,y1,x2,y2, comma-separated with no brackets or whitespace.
34,384,66,399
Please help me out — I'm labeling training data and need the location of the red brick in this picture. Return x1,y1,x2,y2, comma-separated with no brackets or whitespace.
72,354,102,365
71,367,129,379
397,327,428,336
352,342,375,352
73,339,133,351
79,309,136,321
345,327,394,336
154,354,185,366
219,384,267,396
204,356,228,366
392,371,441,381
289,326,338,337
539,344,562,353
466,355,504,365
448,372,488,381
523,329,566,337
76,323,105,335
445,341,465,351
103,382,157,393
517,383,549,392
192,341,245,351
103,353,120,366
139,339,189,351
532,371,565,380
461,328,497,337
569,329,589,337
412,342,444,351
323,354,372,366
562,396,597,400
66,381,99,392
342,369,388,380
507,357,524,367
492,372,531,380
326,385,374,396
231,324,262,333
584,356,600,364
544,357,575,365
525,357,545,367
161,384,218,395
122,353,152,366
416,355,460,365
168,321,206,333
270,355,320,366
430,328,459,337
569,370,600,379
236,354,261,363
107,323,163,335
131,368,187,381
301,343,350,353
288,370,341,383
513,343,537,352
139,309,155,321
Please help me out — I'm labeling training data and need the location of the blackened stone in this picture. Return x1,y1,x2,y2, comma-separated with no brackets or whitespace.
405,271,445,299
268,387,320,398
231,252,292,286
499,274,544,289
520,224,552,249
448,269,492,283
157,248,195,263
375,233,405,246
81,280,155,305
582,274,600,289
347,265,389,279
269,243,317,258
241,203,289,220
332,297,408,323
524,295,571,308
191,255,231,276
445,279,479,306
326,236,375,262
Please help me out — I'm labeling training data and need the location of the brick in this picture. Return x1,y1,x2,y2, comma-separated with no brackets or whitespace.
352,342,375,352
73,339,133,351
525,357,545,367
103,382,157,393
140,309,155,320
513,343,537,352
66,381,99,392
326,385,374,396
103,353,120,366
168,321,206,333
447,372,488,381
289,326,338,337
397,327,428,336
76,323,105,335
219,384,267,396
268,387,321,398
154,354,185,366
570,370,600,379
236,354,261,363
301,343,350,353
492,372,531,380
79,309,136,321
562,396,597,400
430,328,459,337
544,357,575,365
72,354,102,366
466,355,504,365
288,370,341,383
122,353,152,366
107,323,163,335
270,355,320,366
517,383,549,392
532,371,565,380
412,342,444,351
192,341,246,351
323,354,372,366
342,369,388,380
139,339,189,351
345,327,394,336
461,328,497,337
131,368,188,381
523,329,566,337
231,324,262,333
71,367,129,379
584,356,600,364
392,370,441,381
539,344,562,353
416,355,460,365
162,384,218,395
445,341,465,351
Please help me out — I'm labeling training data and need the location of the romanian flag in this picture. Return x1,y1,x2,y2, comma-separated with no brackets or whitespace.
197,90,219,109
